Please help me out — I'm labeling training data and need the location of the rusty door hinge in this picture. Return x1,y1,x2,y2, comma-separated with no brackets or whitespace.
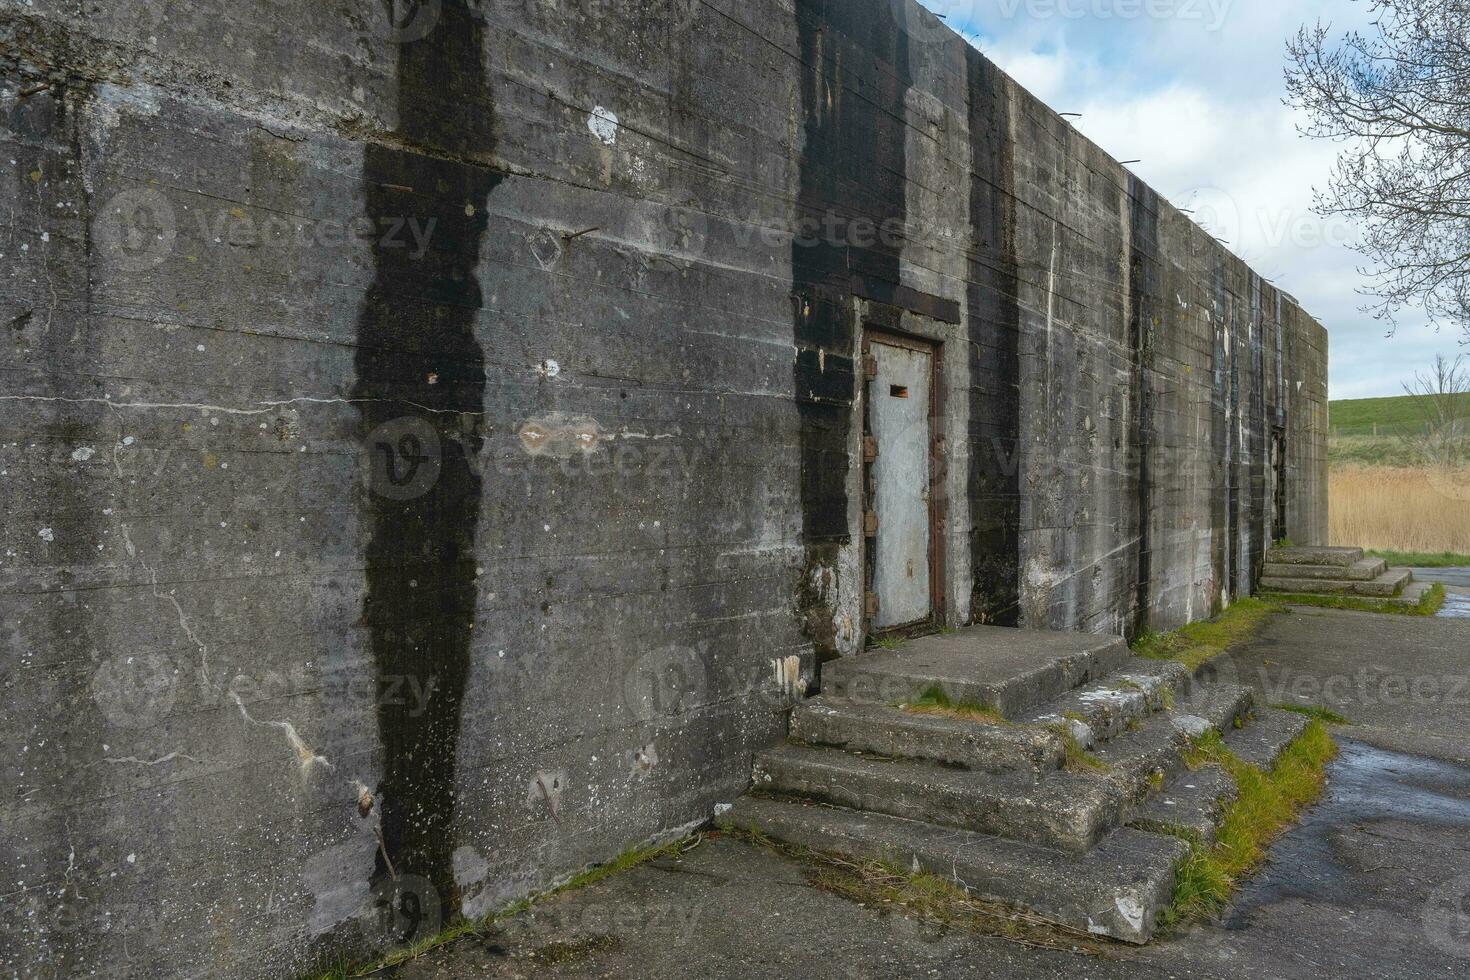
863,354,878,380
865,592,880,618
864,511,879,536
863,435,879,463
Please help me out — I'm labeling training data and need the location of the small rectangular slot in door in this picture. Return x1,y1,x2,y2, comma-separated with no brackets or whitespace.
889,385,909,399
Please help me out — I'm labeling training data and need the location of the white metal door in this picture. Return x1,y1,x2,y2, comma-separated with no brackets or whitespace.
870,340,933,629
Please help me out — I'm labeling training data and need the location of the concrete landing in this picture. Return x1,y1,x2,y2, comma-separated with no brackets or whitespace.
823,626,1131,718
1266,546,1364,567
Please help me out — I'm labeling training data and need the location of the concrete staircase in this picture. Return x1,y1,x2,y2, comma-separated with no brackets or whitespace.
716,627,1312,944
1260,546,1432,608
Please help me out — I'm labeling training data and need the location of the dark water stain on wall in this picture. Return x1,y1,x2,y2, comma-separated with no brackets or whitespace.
1127,175,1159,636
964,49,1021,628
353,1,504,919
791,0,912,653
1248,275,1268,582
1210,256,1229,611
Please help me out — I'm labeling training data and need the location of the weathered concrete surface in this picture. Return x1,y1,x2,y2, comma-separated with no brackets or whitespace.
376,608,1470,979
0,0,1329,974
1223,606,1470,752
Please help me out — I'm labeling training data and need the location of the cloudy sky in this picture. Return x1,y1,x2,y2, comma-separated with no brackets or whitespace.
917,0,1463,400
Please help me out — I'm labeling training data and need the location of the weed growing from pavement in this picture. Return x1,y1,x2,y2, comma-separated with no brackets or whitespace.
1273,703,1350,725
1159,720,1337,930
1133,598,1287,672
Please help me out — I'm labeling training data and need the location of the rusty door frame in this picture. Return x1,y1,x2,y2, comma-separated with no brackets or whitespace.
861,327,946,639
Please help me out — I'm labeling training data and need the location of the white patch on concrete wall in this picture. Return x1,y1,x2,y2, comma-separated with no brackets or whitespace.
588,106,619,145
519,412,605,458
37,528,54,542
771,655,806,698
70,446,95,461
304,837,377,936
630,742,659,777
231,690,331,777
454,845,494,919
527,770,566,818
537,358,561,379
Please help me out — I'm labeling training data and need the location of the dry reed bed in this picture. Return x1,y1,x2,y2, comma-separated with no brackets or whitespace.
1329,465,1470,553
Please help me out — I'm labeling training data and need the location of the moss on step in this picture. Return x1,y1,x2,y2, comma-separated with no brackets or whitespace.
1262,582,1445,616
1133,597,1286,672
899,686,1008,726
302,835,702,979
1159,721,1337,930
1273,703,1350,725
724,825,1111,955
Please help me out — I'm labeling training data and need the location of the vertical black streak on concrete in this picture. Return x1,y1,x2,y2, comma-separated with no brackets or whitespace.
353,1,503,919
964,50,1021,627
1210,257,1228,610
1127,175,1157,636
1248,276,1267,583
1228,287,1241,594
792,0,911,651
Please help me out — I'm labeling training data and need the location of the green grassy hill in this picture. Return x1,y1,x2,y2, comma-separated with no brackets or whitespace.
1330,392,1470,438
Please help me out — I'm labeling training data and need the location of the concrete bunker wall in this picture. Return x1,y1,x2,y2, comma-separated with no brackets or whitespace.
0,1,1327,975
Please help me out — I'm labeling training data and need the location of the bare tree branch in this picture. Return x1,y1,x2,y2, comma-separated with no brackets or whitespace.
1286,0,1470,338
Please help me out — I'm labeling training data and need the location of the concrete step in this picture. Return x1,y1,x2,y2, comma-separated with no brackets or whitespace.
1270,580,1435,611
1262,557,1386,581
824,626,1132,718
716,795,1187,945
789,697,1067,774
1224,706,1312,770
1091,682,1254,810
1266,545,1364,568
1260,567,1413,598
752,742,1118,854
1132,764,1237,848
1019,658,1192,744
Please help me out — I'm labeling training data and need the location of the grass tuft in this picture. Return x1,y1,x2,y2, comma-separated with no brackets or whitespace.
1132,597,1286,671
1160,721,1337,929
1055,728,1110,773
1273,703,1350,725
899,686,1007,725
1264,582,1445,617
871,636,906,651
